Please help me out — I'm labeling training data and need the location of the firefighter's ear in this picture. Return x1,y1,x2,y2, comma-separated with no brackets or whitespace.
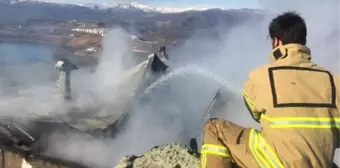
272,37,283,49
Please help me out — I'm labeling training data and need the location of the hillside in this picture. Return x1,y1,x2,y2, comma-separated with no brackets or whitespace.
0,0,267,63
0,0,265,37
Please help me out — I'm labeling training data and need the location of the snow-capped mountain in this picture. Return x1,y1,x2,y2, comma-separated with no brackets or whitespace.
11,0,212,13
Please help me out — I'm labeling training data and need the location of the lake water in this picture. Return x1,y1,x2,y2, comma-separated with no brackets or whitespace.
0,42,56,65
0,42,58,95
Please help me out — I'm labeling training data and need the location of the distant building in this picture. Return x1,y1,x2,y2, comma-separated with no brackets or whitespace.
131,35,138,40
71,28,107,36
85,47,98,52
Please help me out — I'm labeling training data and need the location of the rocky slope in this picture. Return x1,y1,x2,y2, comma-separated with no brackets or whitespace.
115,143,200,168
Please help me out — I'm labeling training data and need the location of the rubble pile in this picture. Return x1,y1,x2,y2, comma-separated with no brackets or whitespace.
115,143,200,168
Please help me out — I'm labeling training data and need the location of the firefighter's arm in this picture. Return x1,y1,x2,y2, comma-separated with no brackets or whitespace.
242,71,264,122
334,74,340,148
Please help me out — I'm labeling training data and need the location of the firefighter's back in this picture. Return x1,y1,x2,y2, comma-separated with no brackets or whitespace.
251,44,339,167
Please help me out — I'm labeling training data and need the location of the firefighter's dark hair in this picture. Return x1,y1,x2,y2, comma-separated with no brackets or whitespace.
269,11,307,45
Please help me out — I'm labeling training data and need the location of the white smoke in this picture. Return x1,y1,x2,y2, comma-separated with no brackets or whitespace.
53,11,261,168
0,43,64,119
0,28,137,167
69,28,135,113
39,25,242,167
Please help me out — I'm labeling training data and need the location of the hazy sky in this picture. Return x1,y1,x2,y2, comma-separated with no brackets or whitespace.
34,0,262,9
139,0,261,9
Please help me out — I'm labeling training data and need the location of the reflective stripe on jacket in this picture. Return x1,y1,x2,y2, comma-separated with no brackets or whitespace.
200,144,231,168
248,129,284,168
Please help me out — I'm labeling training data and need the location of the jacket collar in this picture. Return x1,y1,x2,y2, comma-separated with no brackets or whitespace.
269,43,311,63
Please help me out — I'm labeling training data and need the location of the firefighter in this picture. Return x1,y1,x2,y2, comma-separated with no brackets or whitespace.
200,11,340,168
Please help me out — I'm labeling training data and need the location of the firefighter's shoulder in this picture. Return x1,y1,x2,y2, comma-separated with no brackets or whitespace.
247,64,272,82
331,72,340,85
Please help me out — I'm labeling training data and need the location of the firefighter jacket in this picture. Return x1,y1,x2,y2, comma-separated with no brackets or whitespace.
242,43,340,168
